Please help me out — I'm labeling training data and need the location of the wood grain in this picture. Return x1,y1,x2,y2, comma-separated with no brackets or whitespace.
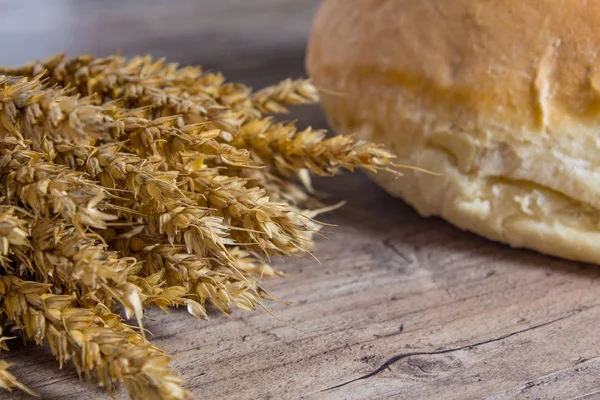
2,1,600,399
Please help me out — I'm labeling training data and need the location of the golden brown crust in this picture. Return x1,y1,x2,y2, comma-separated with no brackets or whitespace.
308,0,600,133
307,0,600,264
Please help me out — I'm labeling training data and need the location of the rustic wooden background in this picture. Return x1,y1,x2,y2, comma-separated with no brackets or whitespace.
2,1,600,399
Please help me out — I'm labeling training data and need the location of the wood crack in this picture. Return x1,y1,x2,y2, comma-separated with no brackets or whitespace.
382,239,412,264
374,324,404,339
320,309,588,392
406,359,429,374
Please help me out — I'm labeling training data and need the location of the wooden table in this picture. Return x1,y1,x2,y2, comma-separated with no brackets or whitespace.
2,1,600,399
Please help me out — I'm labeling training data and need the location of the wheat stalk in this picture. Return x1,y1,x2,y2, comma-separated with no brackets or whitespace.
234,118,396,177
0,275,187,399
0,137,118,233
251,78,319,114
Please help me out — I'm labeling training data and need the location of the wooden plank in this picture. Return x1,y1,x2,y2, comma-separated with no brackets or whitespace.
2,1,600,399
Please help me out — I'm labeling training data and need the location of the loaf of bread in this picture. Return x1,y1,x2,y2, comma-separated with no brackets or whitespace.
306,0,600,263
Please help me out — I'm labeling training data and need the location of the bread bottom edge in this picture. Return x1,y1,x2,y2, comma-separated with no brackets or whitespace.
367,149,600,266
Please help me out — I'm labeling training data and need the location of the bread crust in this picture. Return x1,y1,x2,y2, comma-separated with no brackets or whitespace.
306,0,600,263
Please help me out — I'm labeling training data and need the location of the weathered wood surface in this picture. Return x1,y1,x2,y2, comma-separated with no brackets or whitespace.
2,1,600,399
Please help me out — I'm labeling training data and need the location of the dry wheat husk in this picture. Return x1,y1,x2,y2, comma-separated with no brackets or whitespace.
0,54,399,399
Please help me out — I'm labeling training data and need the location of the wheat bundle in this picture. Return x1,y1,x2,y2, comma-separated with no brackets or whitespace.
0,54,397,399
